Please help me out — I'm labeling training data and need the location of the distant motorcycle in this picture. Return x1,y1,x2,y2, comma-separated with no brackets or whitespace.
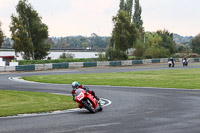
75,88,103,113
182,59,188,66
168,61,174,67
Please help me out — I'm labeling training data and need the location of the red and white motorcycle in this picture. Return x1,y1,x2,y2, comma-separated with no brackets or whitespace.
182,59,188,66
75,88,103,113
168,61,175,67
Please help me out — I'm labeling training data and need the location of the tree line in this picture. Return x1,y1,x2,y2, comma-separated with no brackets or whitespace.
48,33,110,49
0,35,110,50
0,34,194,52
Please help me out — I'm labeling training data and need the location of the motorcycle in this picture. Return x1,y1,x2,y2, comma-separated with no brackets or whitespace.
168,61,174,67
182,59,188,66
75,88,103,113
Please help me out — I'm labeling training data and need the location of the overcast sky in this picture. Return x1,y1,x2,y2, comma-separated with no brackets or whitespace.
0,0,199,37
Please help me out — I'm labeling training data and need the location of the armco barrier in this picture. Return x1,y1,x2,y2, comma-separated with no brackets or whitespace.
109,61,121,66
0,58,199,72
35,64,44,70
35,63,53,70
26,65,35,71
69,62,83,68
16,65,35,71
160,58,168,63
0,66,5,71
132,60,142,65
97,61,109,67
44,63,53,70
121,60,132,66
194,58,200,62
152,59,160,63
83,62,97,67
5,66,15,71
142,59,152,64
189,58,194,63
175,58,182,62
16,65,26,71
53,63,69,69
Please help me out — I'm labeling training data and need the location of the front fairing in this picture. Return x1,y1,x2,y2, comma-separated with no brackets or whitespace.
75,89,85,102
75,89,98,110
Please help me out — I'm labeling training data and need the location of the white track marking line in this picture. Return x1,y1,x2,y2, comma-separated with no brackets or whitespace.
2,108,83,119
78,122,121,129
100,98,112,107
55,122,121,133
8,77,52,84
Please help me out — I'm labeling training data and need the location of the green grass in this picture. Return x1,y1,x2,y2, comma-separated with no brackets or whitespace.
0,90,77,117
23,68,200,89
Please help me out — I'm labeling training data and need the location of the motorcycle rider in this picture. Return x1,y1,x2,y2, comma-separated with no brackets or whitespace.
71,81,100,102
170,57,175,67
183,57,188,66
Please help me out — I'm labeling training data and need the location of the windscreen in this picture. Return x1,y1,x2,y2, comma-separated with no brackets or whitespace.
75,88,82,95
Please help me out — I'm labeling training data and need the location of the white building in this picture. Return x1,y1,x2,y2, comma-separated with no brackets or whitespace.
0,56,18,66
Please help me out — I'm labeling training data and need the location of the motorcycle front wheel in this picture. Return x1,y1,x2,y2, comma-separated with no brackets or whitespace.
82,98,95,113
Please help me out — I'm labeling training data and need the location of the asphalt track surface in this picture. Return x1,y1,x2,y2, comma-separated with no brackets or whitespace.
1,63,200,133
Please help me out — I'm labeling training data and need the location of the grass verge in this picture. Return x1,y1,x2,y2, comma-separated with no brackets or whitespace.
0,90,77,117
22,68,200,89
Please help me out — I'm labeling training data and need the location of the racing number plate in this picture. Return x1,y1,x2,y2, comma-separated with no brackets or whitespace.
77,92,84,101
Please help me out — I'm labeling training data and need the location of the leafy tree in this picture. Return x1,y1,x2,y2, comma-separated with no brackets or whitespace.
191,33,200,54
10,16,33,59
157,30,176,54
0,21,5,48
90,33,107,49
134,40,146,58
50,35,109,49
176,44,191,53
10,0,50,60
119,0,125,10
82,42,88,49
132,0,145,43
145,32,162,47
125,0,133,18
112,10,138,52
133,0,143,29
119,0,133,19
90,33,99,48
105,47,128,61
144,46,170,58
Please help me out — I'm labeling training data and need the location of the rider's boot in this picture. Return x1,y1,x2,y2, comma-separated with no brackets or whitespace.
95,96,100,101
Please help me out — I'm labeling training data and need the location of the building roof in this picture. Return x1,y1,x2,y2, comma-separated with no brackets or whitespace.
0,56,15,58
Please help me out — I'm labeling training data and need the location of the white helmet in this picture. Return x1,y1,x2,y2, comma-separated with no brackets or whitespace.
72,81,79,89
